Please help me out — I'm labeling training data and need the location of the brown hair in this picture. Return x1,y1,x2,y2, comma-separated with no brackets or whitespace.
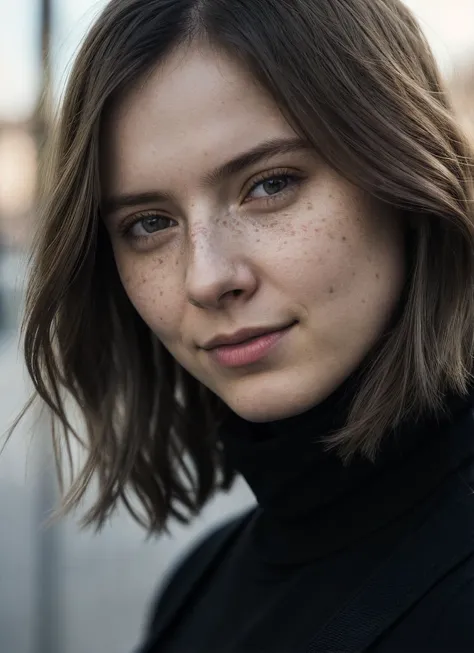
16,0,474,532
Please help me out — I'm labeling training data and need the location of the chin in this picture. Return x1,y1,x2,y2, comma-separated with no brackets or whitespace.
208,362,353,424
232,404,300,423
223,384,330,424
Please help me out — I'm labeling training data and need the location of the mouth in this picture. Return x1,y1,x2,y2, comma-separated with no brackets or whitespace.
202,322,297,350
203,321,297,368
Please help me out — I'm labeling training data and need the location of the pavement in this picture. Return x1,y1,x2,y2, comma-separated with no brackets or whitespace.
0,323,254,653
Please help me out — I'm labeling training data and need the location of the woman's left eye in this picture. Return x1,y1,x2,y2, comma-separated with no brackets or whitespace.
245,174,300,202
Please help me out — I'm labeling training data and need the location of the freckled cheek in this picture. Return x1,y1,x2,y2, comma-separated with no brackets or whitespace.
118,262,183,335
260,221,354,294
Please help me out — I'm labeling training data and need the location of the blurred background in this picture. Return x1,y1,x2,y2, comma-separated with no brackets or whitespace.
0,1,473,652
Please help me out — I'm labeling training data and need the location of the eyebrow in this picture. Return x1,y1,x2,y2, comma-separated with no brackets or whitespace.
101,190,173,218
102,136,311,217
202,136,311,186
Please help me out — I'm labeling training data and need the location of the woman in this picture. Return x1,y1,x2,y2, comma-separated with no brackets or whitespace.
19,0,474,651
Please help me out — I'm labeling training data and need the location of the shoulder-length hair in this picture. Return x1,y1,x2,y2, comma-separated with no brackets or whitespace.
18,0,474,532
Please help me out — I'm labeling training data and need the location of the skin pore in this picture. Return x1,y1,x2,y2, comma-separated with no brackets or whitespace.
101,42,406,422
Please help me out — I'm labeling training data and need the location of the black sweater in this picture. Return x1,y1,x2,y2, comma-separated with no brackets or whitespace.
136,382,474,653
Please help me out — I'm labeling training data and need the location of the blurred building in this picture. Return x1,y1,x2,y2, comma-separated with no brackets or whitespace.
449,62,474,145
0,122,37,248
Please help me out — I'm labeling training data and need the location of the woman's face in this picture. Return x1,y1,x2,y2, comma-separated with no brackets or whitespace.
102,44,406,422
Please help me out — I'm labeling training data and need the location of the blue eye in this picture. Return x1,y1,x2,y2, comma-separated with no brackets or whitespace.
252,176,289,197
246,174,301,202
129,215,175,237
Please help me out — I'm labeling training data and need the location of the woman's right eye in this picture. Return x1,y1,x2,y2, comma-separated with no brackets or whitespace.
126,214,176,239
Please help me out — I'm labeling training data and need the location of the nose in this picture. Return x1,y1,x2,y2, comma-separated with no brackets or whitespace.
185,224,258,310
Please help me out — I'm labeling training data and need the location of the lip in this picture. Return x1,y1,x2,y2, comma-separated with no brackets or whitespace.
203,322,296,368
202,325,294,350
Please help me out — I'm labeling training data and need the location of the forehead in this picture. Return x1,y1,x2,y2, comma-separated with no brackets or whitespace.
101,44,296,191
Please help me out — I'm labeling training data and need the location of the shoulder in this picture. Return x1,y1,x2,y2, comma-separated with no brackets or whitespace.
385,554,474,652
144,508,254,633
411,474,474,650
159,510,250,601
427,568,474,649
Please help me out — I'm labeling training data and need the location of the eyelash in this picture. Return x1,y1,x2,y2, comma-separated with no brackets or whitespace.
244,168,303,203
118,168,304,243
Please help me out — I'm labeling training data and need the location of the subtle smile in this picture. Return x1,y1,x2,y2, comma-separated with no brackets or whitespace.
203,322,297,368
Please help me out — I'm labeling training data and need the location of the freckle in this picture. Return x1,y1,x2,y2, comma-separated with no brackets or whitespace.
375,273,380,279
329,286,335,294
257,239,260,243
284,241,288,245
159,290,163,296
159,258,163,264
307,203,313,211
342,236,347,242
361,298,366,304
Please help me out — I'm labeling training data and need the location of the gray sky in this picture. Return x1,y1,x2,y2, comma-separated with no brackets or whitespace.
1,0,474,121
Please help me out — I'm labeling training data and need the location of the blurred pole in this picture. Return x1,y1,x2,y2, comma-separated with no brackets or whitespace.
36,0,52,142
34,2,61,653
34,412,61,653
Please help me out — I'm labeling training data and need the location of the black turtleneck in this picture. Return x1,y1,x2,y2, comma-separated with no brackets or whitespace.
220,378,474,566
138,380,474,653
